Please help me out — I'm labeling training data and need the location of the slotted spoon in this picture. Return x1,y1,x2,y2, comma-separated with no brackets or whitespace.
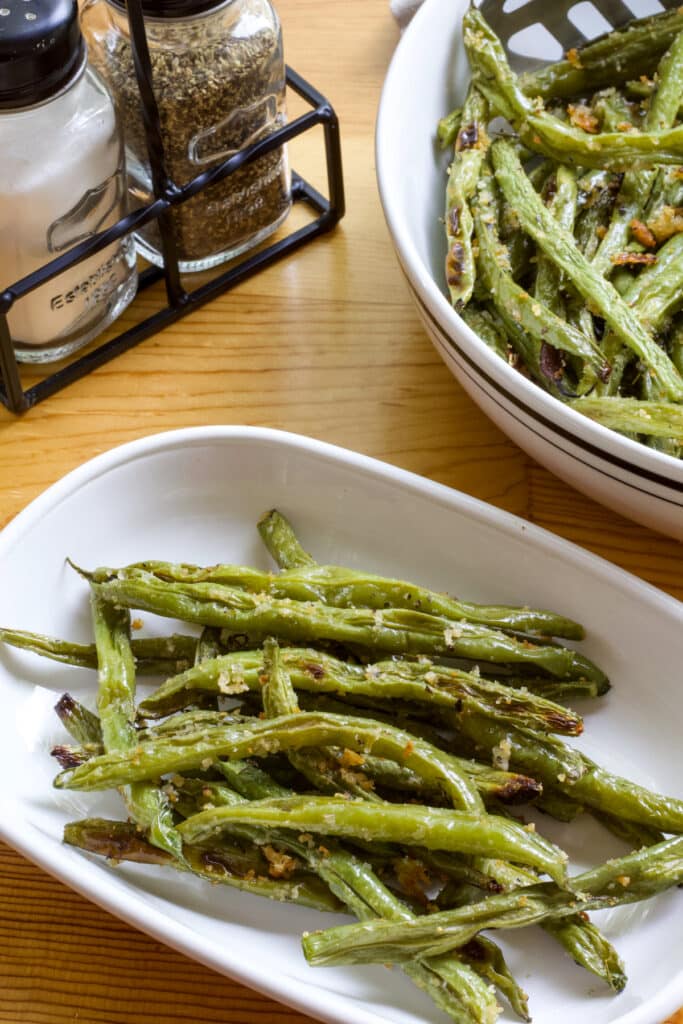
479,0,681,73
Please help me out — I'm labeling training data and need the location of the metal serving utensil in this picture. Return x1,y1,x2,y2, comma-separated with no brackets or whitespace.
478,0,682,73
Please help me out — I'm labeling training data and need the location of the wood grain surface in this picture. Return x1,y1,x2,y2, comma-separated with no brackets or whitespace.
1,2,682,1022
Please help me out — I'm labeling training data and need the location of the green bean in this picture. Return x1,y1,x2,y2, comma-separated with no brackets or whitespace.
445,85,490,309
177,796,569,886
86,570,598,681
194,626,222,666
642,166,683,229
212,755,505,1023
470,856,626,992
91,595,136,753
644,28,683,133
473,169,604,372
569,397,683,442
518,9,683,101
459,936,530,1022
261,637,386,803
301,834,683,965
592,88,639,133
138,647,585,736
589,59,670,275
534,166,577,314
54,692,102,746
0,626,196,674
625,79,654,100
216,758,289,801
487,676,604,701
291,694,546,806
535,788,583,824
546,917,627,992
592,813,664,850
438,106,463,150
640,372,681,458
256,638,535,1004
58,708,246,757
90,594,183,862
460,305,510,360
619,232,683,326
97,549,586,641
262,638,298,717
361,754,541,807
596,225,683,398
140,709,246,740
63,817,341,912
465,9,683,172
256,646,531,1009
56,709,486,814
458,713,683,834
257,508,315,569
491,139,683,400
574,169,622,284
51,742,100,770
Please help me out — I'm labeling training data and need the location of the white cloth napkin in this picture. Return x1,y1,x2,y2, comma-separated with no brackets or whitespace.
390,0,424,30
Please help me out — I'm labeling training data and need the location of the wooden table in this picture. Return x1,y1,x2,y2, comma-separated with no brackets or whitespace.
1,2,682,1022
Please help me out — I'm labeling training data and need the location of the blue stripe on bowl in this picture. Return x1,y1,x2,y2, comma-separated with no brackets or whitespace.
405,278,683,508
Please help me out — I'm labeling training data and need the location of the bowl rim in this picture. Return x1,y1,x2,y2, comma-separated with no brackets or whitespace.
375,0,683,500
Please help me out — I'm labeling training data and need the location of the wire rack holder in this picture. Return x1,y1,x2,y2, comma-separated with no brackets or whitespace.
0,0,345,415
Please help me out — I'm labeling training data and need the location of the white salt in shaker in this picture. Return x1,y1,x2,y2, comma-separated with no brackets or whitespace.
0,0,137,363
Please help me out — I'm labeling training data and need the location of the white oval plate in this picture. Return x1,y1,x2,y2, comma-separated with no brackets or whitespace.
1,426,682,1024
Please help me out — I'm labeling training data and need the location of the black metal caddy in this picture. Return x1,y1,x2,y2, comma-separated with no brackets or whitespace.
0,0,345,414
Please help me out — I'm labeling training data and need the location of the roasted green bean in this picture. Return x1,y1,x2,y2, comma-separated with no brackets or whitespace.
301,834,683,965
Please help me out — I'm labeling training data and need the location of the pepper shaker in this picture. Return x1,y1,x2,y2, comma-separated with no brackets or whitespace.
0,0,138,363
82,0,292,273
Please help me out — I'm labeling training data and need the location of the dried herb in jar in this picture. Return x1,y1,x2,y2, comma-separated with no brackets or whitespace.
83,0,291,272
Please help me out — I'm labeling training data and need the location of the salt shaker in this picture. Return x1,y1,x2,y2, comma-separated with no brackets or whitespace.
0,0,137,363
82,0,292,273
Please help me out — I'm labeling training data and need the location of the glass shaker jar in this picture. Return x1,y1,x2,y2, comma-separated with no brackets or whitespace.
0,0,137,364
82,0,292,273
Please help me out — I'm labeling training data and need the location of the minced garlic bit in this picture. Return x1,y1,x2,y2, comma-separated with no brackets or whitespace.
617,875,631,888
567,103,598,133
217,668,248,695
647,204,683,243
443,624,462,647
262,845,299,879
492,736,512,772
339,748,365,768
630,218,657,249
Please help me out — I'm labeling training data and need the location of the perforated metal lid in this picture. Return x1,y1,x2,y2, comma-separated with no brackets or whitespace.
106,0,230,19
0,0,85,110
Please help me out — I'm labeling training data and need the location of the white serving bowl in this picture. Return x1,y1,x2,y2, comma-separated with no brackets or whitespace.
376,0,683,540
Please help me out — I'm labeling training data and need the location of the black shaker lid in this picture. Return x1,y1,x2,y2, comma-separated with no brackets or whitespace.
107,0,228,19
0,0,85,110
